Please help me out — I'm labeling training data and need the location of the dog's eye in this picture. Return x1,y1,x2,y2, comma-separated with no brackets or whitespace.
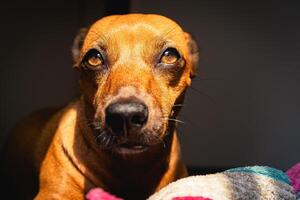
160,48,180,65
83,49,104,69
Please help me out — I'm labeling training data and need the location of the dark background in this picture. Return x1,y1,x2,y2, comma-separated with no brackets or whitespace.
0,0,299,170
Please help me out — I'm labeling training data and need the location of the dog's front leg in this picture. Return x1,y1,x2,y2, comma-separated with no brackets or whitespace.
34,167,86,200
34,145,87,200
35,189,83,200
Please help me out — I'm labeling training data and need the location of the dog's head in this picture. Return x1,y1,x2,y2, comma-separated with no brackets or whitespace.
72,14,199,155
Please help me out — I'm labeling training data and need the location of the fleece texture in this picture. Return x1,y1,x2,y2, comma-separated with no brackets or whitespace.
286,162,300,198
86,166,299,200
148,166,297,200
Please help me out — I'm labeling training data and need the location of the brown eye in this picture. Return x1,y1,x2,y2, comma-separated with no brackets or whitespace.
84,49,104,69
160,48,181,64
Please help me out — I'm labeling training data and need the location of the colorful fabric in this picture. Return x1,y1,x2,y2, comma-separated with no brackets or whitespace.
87,165,299,200
148,166,297,200
86,188,123,200
172,197,212,200
286,162,300,197
226,165,290,184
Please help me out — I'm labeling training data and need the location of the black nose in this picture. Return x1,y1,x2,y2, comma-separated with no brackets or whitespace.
105,102,148,134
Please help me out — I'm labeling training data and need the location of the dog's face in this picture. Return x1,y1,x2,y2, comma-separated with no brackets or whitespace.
73,14,198,155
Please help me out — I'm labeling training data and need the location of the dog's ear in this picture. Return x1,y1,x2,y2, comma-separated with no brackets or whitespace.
72,28,88,68
184,32,199,79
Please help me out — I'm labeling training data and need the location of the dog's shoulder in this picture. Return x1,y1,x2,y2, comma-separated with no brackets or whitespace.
0,102,76,199
0,100,80,199
1,100,80,169
33,100,80,164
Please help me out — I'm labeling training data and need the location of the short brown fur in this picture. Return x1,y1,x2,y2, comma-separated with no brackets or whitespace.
1,14,198,200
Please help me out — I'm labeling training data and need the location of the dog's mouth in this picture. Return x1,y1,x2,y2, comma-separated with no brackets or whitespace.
115,142,150,154
119,142,147,149
90,109,166,154
91,127,164,154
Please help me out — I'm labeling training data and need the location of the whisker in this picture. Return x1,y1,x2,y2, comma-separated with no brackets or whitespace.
192,77,223,81
189,86,217,105
91,125,102,130
96,132,106,144
163,118,185,124
147,133,166,149
177,113,200,128
172,104,185,107
94,127,102,130
105,135,111,146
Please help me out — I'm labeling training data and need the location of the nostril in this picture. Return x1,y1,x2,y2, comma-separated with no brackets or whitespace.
105,102,148,134
105,113,125,134
131,113,147,127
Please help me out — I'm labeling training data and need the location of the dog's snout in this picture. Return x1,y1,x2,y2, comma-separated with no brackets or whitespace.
105,102,148,134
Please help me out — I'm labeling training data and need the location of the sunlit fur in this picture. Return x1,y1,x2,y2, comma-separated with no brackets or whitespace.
1,14,199,200
76,15,197,153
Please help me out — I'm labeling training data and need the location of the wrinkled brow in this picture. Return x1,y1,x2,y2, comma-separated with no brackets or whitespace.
90,23,181,46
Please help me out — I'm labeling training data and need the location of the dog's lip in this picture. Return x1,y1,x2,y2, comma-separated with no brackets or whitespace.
113,142,150,154
118,142,149,149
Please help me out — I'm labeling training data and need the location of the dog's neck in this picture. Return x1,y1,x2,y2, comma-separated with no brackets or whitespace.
69,100,183,199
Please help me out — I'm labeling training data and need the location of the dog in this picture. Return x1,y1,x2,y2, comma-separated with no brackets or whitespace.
0,14,199,200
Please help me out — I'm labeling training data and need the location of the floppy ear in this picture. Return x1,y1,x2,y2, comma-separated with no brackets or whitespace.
72,28,88,68
184,32,199,78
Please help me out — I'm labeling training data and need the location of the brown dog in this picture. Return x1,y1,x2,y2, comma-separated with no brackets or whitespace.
1,14,199,200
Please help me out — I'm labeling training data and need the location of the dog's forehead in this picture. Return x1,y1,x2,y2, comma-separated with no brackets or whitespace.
82,14,186,52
